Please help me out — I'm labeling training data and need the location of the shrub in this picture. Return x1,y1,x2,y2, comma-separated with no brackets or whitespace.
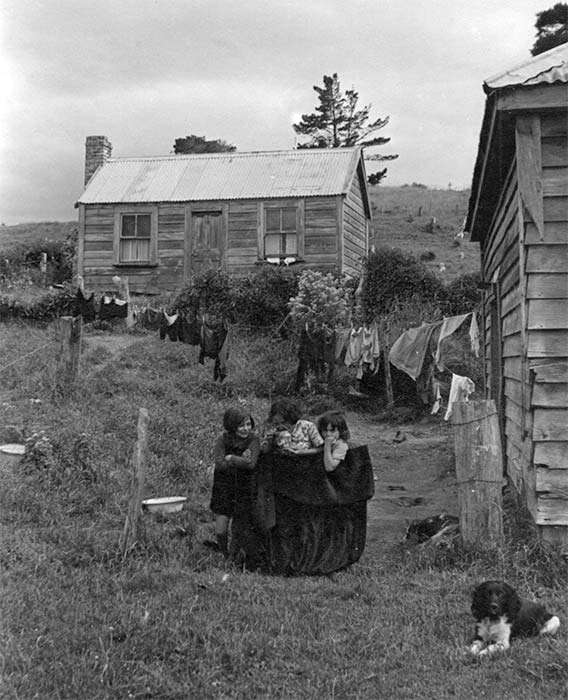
288,269,352,330
0,231,77,286
231,266,300,327
0,286,75,322
362,246,445,321
443,271,481,315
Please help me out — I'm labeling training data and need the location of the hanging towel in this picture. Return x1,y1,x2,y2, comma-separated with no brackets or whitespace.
444,374,476,421
469,312,480,358
335,328,351,363
389,322,441,381
434,313,471,370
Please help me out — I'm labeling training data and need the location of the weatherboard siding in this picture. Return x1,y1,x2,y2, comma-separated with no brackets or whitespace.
343,170,368,276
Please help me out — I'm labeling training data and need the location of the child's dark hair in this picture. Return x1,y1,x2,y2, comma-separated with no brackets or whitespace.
317,411,350,441
268,397,302,425
223,406,255,433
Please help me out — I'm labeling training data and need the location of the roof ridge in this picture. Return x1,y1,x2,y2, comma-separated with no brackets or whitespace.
107,147,360,162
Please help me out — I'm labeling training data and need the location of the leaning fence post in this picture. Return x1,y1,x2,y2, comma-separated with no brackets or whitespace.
452,400,504,547
379,319,394,408
54,315,82,399
40,252,47,286
120,408,149,557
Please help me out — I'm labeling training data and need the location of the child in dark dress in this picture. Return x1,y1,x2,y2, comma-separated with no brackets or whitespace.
205,407,260,556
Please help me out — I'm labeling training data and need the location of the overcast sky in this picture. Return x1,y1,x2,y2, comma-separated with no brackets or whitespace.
0,0,548,224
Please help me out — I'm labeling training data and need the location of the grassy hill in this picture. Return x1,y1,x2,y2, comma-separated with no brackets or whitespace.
0,221,77,251
0,186,479,281
369,185,479,281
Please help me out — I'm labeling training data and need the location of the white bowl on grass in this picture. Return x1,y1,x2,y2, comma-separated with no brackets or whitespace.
141,496,187,514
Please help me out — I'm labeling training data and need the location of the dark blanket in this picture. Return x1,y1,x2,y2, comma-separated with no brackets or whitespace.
232,445,374,575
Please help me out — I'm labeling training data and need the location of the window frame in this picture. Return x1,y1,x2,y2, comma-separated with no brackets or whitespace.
113,207,158,266
259,200,304,261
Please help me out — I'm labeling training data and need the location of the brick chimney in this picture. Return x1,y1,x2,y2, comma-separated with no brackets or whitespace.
84,135,112,186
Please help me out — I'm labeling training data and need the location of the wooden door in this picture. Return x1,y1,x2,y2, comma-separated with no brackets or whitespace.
185,206,226,278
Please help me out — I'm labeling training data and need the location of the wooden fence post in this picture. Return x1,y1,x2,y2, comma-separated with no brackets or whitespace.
452,400,504,547
54,316,82,399
120,408,149,557
40,252,47,286
114,275,134,329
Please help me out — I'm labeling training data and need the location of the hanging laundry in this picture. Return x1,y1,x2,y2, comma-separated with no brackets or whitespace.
178,310,202,346
334,328,351,363
138,306,163,331
431,380,442,415
344,327,364,368
356,323,381,379
444,374,476,421
434,313,472,370
389,321,441,381
469,312,480,357
99,296,128,321
159,311,180,341
74,288,97,323
199,314,229,381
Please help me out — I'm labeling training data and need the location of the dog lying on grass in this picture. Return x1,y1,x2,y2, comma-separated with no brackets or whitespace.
469,580,560,656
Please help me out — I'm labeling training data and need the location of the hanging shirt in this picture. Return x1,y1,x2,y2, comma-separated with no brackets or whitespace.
469,312,480,358
344,327,364,368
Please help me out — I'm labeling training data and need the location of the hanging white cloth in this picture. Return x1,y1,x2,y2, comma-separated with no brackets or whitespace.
444,373,476,421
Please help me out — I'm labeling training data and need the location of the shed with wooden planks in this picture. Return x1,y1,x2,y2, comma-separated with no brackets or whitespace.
75,141,372,293
466,43,568,547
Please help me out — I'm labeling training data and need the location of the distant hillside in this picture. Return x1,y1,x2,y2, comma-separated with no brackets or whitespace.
369,185,479,281
0,221,77,251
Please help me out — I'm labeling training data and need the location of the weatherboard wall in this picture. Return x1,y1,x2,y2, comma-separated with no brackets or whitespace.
478,105,568,544
78,193,367,292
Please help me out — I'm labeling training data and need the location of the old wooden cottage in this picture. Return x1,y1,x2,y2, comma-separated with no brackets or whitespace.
465,43,568,546
76,138,372,293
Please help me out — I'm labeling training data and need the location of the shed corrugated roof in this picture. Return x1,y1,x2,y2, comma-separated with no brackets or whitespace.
78,147,362,204
484,41,568,92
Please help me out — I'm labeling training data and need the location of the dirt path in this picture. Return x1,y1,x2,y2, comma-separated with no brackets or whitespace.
345,411,458,557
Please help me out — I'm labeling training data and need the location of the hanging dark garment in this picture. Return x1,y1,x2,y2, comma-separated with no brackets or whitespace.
99,297,128,321
199,314,229,381
74,288,97,323
232,445,374,575
139,307,163,331
178,310,202,346
295,326,336,390
159,311,181,341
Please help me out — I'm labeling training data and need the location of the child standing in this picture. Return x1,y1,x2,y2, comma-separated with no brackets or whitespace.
262,398,324,455
206,407,260,556
317,410,350,472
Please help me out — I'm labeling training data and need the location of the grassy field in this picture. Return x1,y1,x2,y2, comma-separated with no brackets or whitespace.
0,221,77,250
369,185,479,282
0,322,566,700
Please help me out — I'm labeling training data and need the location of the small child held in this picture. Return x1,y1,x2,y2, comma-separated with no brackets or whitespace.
262,397,323,455
206,406,260,556
317,410,350,472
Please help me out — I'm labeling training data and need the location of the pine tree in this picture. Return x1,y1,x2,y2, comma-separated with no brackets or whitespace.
531,3,568,56
293,73,398,185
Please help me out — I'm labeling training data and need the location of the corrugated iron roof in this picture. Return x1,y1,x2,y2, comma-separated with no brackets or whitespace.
78,147,363,204
484,41,568,92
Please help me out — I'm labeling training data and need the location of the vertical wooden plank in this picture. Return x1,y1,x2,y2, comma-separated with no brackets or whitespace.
336,194,344,272
120,408,149,557
380,320,394,408
257,201,265,261
516,200,528,437
452,400,504,546
77,204,85,276
516,115,544,240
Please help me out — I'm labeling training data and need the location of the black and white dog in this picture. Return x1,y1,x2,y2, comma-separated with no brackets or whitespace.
469,580,560,656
